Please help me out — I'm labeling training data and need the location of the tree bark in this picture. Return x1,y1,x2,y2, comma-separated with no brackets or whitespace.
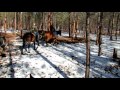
115,14,119,40
98,12,103,56
4,13,7,34
96,13,99,45
20,12,23,39
107,16,111,35
85,12,90,78
14,12,17,32
110,12,114,40
42,12,44,30
69,12,71,37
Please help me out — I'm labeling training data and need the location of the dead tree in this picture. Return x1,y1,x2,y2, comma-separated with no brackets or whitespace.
98,12,103,56
85,12,90,78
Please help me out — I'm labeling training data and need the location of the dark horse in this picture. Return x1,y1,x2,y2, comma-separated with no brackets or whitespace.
38,25,58,46
21,32,38,54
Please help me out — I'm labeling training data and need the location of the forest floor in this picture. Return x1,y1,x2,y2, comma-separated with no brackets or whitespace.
0,30,120,78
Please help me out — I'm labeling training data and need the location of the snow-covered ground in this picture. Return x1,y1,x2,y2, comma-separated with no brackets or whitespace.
0,30,120,78
0,28,17,33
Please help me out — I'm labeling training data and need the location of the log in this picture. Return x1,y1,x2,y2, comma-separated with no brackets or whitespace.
55,36,85,43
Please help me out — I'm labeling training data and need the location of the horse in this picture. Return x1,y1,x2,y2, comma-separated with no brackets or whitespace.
0,36,7,57
21,32,38,54
38,25,58,46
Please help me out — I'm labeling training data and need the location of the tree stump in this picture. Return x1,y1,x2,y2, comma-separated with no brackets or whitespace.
119,60,120,66
113,48,117,59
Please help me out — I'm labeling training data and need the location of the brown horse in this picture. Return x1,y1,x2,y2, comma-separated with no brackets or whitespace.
38,25,59,46
38,30,58,46
21,32,37,54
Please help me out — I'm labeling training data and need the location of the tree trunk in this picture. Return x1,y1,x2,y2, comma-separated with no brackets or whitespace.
25,15,27,30
75,20,78,38
115,14,119,40
85,12,90,78
14,12,17,33
96,13,99,45
27,13,31,30
107,17,111,35
69,12,71,37
47,12,52,31
18,12,21,32
98,12,103,56
73,20,76,38
42,12,44,30
95,16,98,34
4,13,7,34
20,12,23,39
110,12,114,40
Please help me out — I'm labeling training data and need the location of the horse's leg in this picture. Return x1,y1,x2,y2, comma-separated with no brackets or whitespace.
28,43,30,53
36,40,39,46
37,37,39,46
44,36,48,47
46,41,49,47
41,38,44,46
34,41,36,50
37,35,40,46
41,35,45,46
24,41,28,52
21,40,25,54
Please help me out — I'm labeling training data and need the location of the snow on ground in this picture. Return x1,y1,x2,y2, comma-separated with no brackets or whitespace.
62,31,84,37
0,28,17,33
0,30,120,78
90,33,120,58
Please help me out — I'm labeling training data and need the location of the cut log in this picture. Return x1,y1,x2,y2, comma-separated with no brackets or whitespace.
55,36,85,43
